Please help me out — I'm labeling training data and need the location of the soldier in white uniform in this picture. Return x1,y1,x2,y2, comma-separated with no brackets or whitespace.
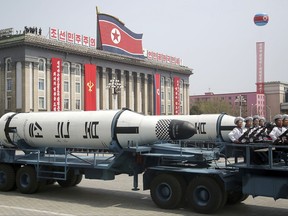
283,114,288,130
269,114,287,142
228,117,244,143
254,116,267,141
244,116,253,131
252,115,260,128
259,116,266,127
239,116,254,142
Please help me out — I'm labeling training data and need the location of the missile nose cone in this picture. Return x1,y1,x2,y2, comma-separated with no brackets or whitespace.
169,120,197,140
155,119,196,141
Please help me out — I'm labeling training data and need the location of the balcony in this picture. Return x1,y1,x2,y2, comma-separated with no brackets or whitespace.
280,102,288,112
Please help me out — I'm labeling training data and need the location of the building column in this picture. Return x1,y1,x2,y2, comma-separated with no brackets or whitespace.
15,62,22,111
46,61,51,111
128,71,134,110
186,84,190,115
110,69,116,110
23,61,33,112
143,74,148,115
148,75,154,115
120,70,126,108
183,83,187,115
101,67,108,110
33,62,39,112
0,62,4,115
136,73,141,113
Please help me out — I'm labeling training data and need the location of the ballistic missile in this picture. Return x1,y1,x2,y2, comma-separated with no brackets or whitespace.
0,109,196,150
162,113,236,142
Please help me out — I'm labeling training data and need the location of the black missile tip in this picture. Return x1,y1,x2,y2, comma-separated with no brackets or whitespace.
169,120,197,140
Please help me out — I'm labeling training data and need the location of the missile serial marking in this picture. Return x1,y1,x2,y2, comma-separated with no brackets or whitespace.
29,122,43,138
194,122,207,134
83,121,99,139
55,122,70,139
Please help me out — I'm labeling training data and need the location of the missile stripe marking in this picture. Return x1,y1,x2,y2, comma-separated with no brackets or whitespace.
220,126,235,131
4,113,17,145
116,127,139,134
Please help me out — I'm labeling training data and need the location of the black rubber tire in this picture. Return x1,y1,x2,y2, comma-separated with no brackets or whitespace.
46,179,56,185
57,170,77,187
176,175,187,208
226,191,248,205
150,174,183,209
186,176,224,214
73,174,83,186
0,164,16,191
16,166,39,194
241,194,249,202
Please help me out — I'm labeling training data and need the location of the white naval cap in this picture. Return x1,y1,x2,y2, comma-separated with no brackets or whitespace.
244,116,253,122
234,116,244,124
273,114,283,121
252,115,260,121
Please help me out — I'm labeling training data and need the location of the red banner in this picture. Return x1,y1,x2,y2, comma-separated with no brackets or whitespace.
256,42,265,94
84,64,97,111
174,77,180,115
51,58,62,111
154,74,161,115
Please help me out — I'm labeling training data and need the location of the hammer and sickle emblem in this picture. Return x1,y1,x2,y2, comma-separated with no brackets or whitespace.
87,81,94,92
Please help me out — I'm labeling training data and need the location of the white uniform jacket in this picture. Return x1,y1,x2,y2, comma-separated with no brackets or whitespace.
269,127,287,141
228,127,243,142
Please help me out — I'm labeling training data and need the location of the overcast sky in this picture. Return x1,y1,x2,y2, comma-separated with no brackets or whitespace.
1,0,287,95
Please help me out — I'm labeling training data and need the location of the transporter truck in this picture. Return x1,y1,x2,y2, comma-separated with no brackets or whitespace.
0,109,287,214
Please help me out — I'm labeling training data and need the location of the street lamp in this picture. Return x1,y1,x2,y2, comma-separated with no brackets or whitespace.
266,105,272,122
250,104,257,116
107,77,122,110
235,95,246,116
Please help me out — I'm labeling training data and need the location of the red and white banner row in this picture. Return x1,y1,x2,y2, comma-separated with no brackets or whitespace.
49,27,96,48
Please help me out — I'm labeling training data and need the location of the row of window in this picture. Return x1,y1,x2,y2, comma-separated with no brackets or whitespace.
4,58,82,75
38,97,81,110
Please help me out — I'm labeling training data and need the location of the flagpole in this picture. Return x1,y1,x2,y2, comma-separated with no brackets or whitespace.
96,6,101,50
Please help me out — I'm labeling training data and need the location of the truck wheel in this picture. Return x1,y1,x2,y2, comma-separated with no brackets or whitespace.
241,194,249,202
186,176,224,214
46,179,56,185
0,164,16,191
16,166,39,194
227,191,248,205
72,174,83,186
150,174,183,209
57,170,77,187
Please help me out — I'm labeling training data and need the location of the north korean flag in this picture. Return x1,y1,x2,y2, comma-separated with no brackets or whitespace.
97,13,144,58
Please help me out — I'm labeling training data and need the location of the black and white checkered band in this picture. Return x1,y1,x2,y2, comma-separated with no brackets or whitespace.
155,119,171,140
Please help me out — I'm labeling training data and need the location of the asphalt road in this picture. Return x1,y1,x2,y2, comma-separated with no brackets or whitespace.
0,174,287,216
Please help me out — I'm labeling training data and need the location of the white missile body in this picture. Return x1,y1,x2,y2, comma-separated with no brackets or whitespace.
162,114,236,142
0,109,195,150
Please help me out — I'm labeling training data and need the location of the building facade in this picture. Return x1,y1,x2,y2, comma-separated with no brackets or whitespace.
190,82,288,121
264,81,288,116
0,33,192,116
190,92,264,118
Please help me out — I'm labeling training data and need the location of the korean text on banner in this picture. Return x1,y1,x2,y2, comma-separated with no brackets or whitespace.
51,58,62,111
174,77,180,115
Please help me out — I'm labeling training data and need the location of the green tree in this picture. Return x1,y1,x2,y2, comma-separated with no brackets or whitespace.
190,99,236,115
190,105,202,115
